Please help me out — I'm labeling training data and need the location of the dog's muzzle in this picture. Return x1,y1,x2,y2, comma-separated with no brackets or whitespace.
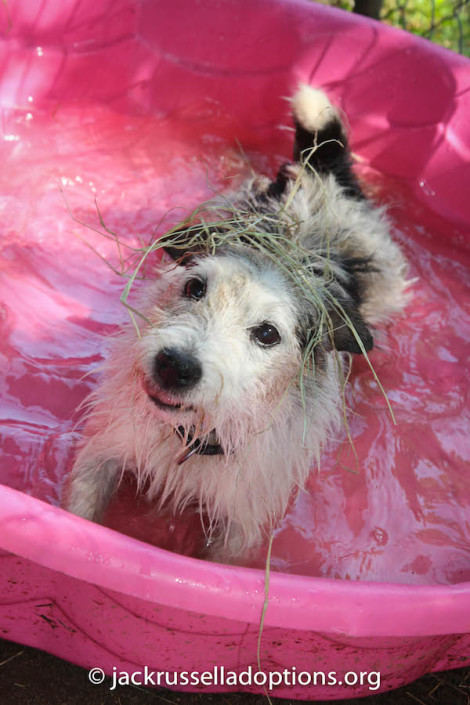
153,347,202,391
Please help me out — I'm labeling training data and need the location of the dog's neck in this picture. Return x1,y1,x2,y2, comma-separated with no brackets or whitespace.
176,426,224,464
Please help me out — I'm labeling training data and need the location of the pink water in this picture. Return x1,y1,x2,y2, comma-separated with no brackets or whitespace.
1,103,469,587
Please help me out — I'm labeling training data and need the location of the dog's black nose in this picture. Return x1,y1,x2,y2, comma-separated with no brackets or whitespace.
154,348,202,391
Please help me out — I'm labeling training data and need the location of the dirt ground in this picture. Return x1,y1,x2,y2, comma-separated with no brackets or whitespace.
0,638,469,705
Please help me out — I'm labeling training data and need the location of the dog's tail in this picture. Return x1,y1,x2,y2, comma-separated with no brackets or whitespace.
290,84,363,199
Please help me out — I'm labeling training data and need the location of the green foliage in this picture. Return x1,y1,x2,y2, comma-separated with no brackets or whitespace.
382,0,469,54
316,0,470,55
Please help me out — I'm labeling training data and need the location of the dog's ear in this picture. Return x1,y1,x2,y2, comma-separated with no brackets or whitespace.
324,295,373,354
159,225,225,264
299,252,375,354
160,230,204,264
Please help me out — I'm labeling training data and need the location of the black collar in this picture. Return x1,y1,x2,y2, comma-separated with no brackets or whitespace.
176,426,224,464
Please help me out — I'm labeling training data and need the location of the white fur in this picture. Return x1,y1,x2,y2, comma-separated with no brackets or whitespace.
290,84,340,133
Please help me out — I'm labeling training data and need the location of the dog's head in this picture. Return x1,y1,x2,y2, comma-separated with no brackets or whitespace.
134,222,373,454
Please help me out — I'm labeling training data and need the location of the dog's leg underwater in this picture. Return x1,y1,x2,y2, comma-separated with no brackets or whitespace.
67,454,121,522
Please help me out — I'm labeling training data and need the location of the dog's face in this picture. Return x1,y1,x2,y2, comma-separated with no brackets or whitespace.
136,251,304,443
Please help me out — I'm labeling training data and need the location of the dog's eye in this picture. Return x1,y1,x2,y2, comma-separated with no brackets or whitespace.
251,322,281,347
184,278,206,300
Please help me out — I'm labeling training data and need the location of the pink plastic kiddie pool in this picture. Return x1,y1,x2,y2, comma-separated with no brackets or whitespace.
1,0,469,700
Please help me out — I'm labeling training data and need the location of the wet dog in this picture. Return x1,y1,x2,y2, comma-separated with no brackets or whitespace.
66,85,408,561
